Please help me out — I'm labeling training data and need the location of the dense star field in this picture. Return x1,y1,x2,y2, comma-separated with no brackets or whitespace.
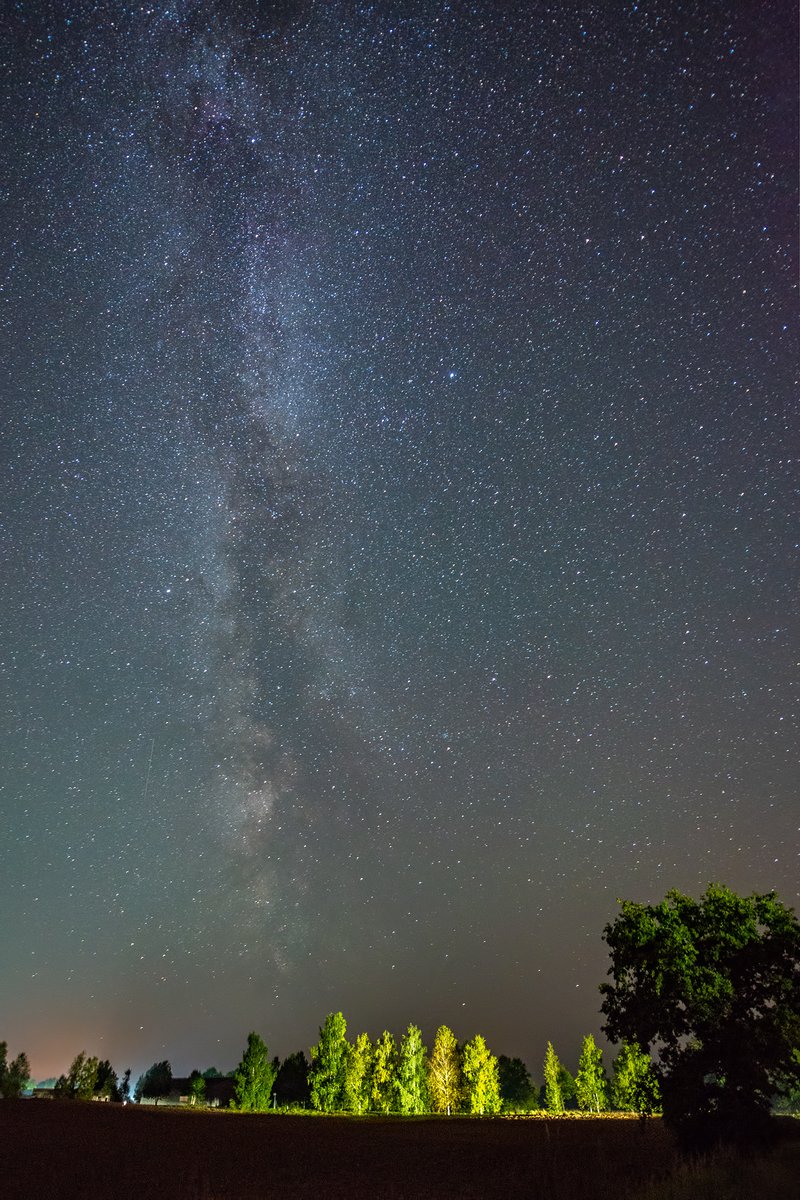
1,1,797,1081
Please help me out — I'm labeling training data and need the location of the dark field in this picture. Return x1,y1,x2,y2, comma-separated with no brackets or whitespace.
2,1102,798,1200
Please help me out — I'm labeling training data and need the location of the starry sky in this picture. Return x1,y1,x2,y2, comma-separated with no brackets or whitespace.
2,0,797,1083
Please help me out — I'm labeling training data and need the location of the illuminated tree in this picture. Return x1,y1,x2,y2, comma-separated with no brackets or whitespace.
188,1071,206,1106
233,1033,276,1112
575,1035,608,1112
601,884,800,1148
609,1042,660,1113
396,1024,429,1115
428,1025,461,1115
309,1012,348,1112
461,1034,501,1114
542,1042,564,1113
343,1033,372,1114
370,1030,398,1113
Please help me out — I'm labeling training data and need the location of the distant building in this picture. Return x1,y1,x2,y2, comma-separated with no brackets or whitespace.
138,1076,236,1108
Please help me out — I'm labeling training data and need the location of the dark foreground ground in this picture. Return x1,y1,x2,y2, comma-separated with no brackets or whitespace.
1,1102,798,1200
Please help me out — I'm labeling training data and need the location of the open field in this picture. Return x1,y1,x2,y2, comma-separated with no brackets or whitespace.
1,1102,798,1200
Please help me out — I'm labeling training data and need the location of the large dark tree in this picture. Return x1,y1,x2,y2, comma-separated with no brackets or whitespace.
274,1051,311,1107
95,1059,119,1101
497,1055,537,1111
600,883,800,1149
54,1052,100,1100
0,1043,30,1099
135,1060,173,1105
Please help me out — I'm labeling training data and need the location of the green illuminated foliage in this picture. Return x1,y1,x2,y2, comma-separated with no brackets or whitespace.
370,1030,398,1113
575,1034,608,1112
396,1024,429,1115
342,1032,372,1114
609,1041,660,1113
232,1032,276,1112
428,1025,461,1115
542,1041,564,1113
461,1034,501,1114
309,1012,348,1112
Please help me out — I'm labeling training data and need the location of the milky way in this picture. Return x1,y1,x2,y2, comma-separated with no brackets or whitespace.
2,1,797,1079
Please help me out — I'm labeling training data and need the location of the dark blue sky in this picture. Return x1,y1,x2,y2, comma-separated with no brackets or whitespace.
2,0,797,1082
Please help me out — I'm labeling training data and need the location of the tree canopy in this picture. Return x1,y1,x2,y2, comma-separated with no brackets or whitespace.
575,1034,607,1113
461,1034,501,1115
396,1024,429,1115
370,1031,398,1114
609,1042,660,1114
343,1033,372,1115
497,1055,537,1111
233,1032,276,1112
542,1042,564,1113
309,1012,348,1112
55,1052,101,1100
601,883,800,1147
135,1060,172,1105
0,1043,30,1099
428,1025,461,1115
275,1051,311,1108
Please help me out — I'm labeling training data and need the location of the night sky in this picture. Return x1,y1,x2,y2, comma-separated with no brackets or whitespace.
2,1,797,1084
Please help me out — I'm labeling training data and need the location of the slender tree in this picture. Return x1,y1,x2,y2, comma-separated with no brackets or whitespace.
343,1033,372,1114
370,1030,398,1113
119,1067,132,1103
428,1025,461,1115
575,1035,608,1112
188,1071,207,1107
233,1033,276,1112
609,1041,660,1113
396,1024,429,1115
309,1012,348,1112
542,1042,564,1113
461,1034,501,1115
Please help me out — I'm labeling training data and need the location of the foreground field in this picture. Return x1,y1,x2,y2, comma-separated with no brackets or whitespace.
1,1102,798,1200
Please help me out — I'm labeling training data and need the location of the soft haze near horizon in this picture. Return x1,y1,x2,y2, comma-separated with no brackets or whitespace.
1,0,797,1083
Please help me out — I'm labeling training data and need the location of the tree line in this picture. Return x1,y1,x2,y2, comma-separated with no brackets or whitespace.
8,1025,659,1116
3,884,798,1151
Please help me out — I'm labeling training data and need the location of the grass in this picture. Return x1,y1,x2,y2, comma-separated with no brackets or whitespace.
1,1101,797,1199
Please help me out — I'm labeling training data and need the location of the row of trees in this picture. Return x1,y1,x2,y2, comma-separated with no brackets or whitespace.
211,1020,660,1116
5,885,797,1151
16,1028,658,1117
53,1053,132,1103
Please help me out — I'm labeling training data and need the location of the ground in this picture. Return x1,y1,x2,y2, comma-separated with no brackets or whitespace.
1,1102,797,1199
